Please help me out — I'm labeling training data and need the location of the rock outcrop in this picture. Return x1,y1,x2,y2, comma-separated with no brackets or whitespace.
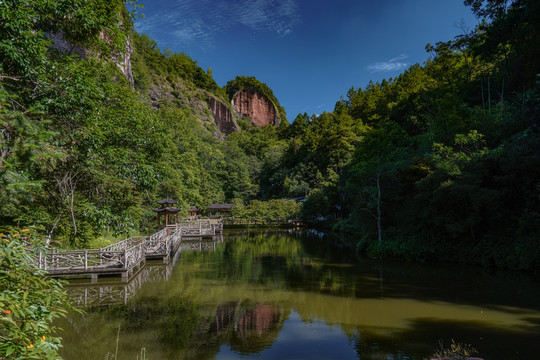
208,96,238,135
48,31,134,88
232,89,279,127
116,35,133,87
146,80,238,137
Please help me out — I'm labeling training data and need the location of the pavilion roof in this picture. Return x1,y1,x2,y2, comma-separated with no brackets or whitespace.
152,207,182,213
157,197,178,205
207,204,234,210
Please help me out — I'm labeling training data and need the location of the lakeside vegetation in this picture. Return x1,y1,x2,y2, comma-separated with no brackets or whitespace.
1,1,539,355
2,0,539,269
0,228,79,359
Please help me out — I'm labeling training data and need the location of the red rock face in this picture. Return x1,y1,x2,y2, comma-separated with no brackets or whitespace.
232,89,279,127
208,96,238,135
235,302,281,338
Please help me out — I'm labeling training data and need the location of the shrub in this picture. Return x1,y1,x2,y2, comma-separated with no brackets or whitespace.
0,227,80,359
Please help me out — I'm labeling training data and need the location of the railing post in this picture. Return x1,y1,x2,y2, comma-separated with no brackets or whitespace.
84,250,88,270
123,249,127,268
39,251,43,270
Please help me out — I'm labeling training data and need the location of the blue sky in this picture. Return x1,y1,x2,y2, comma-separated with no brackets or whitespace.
134,0,477,121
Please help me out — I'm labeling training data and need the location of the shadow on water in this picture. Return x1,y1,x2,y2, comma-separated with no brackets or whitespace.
347,316,540,360
288,229,540,313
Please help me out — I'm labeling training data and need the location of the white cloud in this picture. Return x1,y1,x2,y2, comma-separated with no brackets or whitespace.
135,0,300,50
367,54,409,73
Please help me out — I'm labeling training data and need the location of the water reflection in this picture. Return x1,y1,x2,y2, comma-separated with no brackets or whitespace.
63,236,223,307
57,230,540,360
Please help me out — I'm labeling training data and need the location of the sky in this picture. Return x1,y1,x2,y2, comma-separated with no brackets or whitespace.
134,0,478,122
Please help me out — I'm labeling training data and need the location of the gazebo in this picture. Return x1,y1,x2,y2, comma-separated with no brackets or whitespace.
153,197,182,230
188,206,198,219
207,204,234,216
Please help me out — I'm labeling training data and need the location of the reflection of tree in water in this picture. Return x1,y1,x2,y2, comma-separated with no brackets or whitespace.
348,329,424,360
155,299,200,353
57,230,540,360
57,295,202,359
209,301,238,334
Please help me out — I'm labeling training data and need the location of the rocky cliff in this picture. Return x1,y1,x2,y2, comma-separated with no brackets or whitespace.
145,79,238,137
208,96,238,135
232,89,280,127
116,35,133,86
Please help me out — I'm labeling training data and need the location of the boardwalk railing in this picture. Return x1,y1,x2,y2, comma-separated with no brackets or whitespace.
179,221,222,237
100,236,147,252
34,219,222,282
65,236,222,307
146,227,182,259
38,249,126,271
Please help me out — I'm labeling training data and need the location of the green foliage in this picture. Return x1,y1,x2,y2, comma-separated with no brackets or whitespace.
345,125,410,243
231,199,300,222
0,227,79,359
256,111,362,203
300,189,329,222
0,0,164,245
0,0,132,79
316,0,540,270
0,88,61,220
131,32,225,98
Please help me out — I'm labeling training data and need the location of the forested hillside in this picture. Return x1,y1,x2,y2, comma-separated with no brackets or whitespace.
276,0,540,270
1,0,539,270
0,0,265,247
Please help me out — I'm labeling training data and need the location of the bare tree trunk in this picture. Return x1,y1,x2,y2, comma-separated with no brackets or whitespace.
69,187,77,236
522,86,526,115
500,77,504,118
376,171,382,245
47,213,62,245
488,77,491,112
55,171,79,236
481,80,485,112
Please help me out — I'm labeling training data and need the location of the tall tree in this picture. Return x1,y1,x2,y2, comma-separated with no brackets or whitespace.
347,125,409,244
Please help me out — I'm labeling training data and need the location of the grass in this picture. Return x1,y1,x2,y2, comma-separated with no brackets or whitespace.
428,339,479,359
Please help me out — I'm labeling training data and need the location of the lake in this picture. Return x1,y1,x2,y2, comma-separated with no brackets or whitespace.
57,229,540,359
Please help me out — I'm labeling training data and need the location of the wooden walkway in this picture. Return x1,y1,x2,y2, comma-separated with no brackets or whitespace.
35,220,223,282
64,236,223,307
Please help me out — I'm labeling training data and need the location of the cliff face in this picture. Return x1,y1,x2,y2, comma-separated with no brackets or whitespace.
116,34,133,86
48,30,134,87
146,79,238,137
232,89,279,127
208,96,238,135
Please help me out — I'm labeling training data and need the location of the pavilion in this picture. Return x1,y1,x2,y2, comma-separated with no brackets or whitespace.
153,197,182,229
207,204,234,216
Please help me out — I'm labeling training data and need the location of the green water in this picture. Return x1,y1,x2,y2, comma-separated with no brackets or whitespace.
57,229,540,360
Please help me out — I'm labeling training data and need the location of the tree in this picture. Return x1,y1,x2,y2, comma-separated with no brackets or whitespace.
0,228,79,359
347,125,409,244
